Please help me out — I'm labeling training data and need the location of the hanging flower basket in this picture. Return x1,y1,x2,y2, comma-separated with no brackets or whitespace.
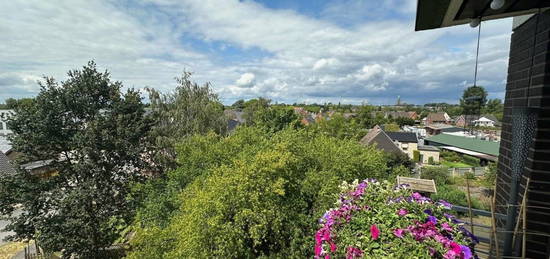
315,179,478,259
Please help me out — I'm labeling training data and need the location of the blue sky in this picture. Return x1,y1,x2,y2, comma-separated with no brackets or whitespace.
0,0,513,105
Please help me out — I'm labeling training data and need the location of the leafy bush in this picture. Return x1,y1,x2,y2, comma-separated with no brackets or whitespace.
385,151,414,171
428,156,435,165
431,185,488,211
481,162,497,188
462,155,480,167
383,123,400,132
441,151,460,162
421,166,449,185
315,180,478,258
128,127,388,258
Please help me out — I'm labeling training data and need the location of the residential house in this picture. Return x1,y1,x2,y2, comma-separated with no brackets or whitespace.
473,115,500,127
385,111,418,120
417,145,440,164
385,132,418,159
359,125,403,154
454,115,479,128
455,114,500,128
361,126,440,164
424,112,451,125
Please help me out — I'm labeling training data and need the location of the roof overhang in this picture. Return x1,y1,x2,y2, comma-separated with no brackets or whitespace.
415,0,550,31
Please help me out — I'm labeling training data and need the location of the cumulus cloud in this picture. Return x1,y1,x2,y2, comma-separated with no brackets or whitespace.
235,73,256,88
1,0,513,105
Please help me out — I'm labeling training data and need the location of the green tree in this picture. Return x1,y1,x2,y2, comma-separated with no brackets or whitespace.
420,166,449,185
128,128,387,258
483,98,503,121
145,72,227,173
394,117,415,127
460,86,488,115
231,99,245,110
242,97,271,125
383,123,400,132
254,107,301,132
0,62,151,258
309,114,367,140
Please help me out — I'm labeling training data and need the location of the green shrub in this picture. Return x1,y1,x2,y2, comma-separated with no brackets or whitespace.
128,127,388,258
431,185,488,211
482,162,497,187
413,150,420,162
441,150,460,162
428,156,434,165
420,166,449,185
462,155,480,167
431,185,467,208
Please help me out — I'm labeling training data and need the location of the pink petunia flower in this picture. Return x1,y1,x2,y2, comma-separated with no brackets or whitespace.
370,224,380,240
397,208,408,216
393,228,404,238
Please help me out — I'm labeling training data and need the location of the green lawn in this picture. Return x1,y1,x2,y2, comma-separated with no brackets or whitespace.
441,160,472,168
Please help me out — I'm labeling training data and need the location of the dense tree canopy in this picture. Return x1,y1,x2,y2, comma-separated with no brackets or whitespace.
145,72,227,173
0,62,151,258
128,127,388,258
460,86,488,115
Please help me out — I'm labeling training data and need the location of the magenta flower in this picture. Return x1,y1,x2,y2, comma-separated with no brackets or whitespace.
412,192,422,200
370,224,380,240
330,242,336,252
393,228,404,238
450,242,461,254
397,208,408,216
346,246,363,259
441,222,453,232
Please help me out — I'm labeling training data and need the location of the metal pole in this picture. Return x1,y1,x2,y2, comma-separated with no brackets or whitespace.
466,178,475,235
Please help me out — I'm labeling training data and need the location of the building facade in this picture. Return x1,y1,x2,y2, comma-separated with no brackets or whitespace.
495,10,550,258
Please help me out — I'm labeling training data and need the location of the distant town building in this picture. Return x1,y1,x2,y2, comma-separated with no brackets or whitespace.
424,133,500,165
424,112,451,125
360,125,440,164
359,125,402,154
455,114,500,128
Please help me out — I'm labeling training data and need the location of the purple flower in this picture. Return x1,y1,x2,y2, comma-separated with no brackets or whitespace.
427,215,438,224
423,209,433,216
439,199,452,209
397,209,408,216
460,245,472,259
412,192,422,200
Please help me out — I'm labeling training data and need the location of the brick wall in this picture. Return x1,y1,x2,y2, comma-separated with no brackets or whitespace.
496,10,550,258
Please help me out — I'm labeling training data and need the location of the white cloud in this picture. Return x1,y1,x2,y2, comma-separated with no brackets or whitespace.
1,0,513,105
235,73,256,88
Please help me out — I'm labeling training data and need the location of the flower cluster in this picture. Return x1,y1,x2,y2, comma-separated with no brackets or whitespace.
314,179,478,259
